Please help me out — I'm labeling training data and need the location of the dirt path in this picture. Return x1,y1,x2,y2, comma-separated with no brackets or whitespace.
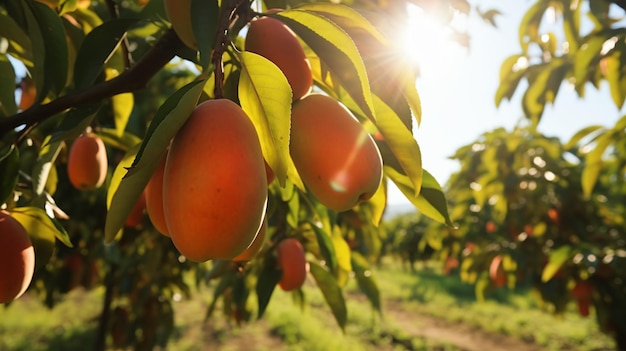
381,298,542,351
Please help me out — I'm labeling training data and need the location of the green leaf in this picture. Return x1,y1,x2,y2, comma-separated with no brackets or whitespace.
0,145,19,205
105,80,204,242
604,54,625,109
309,222,337,273
541,245,573,282
238,51,292,187
97,128,142,152
32,137,63,196
582,131,613,198
298,3,387,43
73,18,138,90
0,54,17,117
385,167,452,225
106,143,140,211
275,9,374,120
50,103,101,143
256,255,281,319
373,95,422,196
205,271,236,321
191,0,218,70
351,252,381,314
19,1,46,103
564,125,605,150
418,170,453,226
12,206,72,270
0,12,33,67
112,92,134,136
573,34,610,95
30,1,68,96
309,261,347,331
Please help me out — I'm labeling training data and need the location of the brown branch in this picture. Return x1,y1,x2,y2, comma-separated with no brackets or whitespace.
0,28,184,139
212,0,249,98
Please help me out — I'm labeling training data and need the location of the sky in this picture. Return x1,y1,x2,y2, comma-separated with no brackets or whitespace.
386,0,625,205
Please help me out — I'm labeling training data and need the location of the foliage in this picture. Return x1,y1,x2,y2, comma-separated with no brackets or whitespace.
410,124,626,349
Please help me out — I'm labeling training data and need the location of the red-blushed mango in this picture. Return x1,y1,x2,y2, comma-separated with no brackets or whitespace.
232,218,267,262
489,255,506,288
124,191,146,229
290,94,383,212
0,210,35,304
276,238,307,291
67,133,108,190
163,99,268,262
145,155,169,236
245,15,312,101
163,0,196,49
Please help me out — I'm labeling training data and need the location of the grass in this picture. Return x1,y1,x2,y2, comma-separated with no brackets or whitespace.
366,258,616,351
0,259,616,351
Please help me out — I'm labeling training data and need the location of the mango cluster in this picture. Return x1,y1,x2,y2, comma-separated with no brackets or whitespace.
148,5,385,289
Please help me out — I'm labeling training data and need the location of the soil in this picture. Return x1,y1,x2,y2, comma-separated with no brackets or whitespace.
381,299,542,351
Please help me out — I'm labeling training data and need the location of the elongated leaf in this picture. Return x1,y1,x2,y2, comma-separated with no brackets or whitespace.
0,55,17,116
50,103,101,143
275,10,374,120
32,137,63,196
309,222,337,273
385,166,452,225
12,206,72,270
30,1,68,96
97,128,142,152
373,95,422,196
191,0,218,70
0,145,19,205
573,34,611,94
0,12,33,67
309,261,347,331
582,131,613,197
20,1,46,103
73,18,138,90
106,143,140,210
112,92,134,136
351,252,381,314
564,125,604,150
238,51,292,187
205,272,236,321
105,80,204,242
256,255,281,319
298,3,387,43
541,245,573,282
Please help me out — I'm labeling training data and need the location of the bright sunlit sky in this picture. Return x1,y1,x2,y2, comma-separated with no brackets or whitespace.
386,0,624,205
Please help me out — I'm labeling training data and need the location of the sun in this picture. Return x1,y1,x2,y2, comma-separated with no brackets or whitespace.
394,3,468,79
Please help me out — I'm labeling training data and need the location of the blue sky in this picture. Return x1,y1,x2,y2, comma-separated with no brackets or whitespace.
386,0,624,205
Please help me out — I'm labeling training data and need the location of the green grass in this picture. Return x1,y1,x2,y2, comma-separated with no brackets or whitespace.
0,259,616,351
366,259,615,351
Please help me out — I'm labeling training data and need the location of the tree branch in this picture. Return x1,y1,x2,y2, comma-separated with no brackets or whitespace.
0,28,184,139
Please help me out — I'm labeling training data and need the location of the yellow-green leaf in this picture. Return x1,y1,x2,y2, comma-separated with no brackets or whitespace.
542,245,572,282
373,95,422,195
112,92,134,136
276,9,374,120
238,51,292,187
106,80,205,242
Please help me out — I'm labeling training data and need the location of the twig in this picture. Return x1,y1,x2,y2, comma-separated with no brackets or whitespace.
212,0,248,98
104,0,132,69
